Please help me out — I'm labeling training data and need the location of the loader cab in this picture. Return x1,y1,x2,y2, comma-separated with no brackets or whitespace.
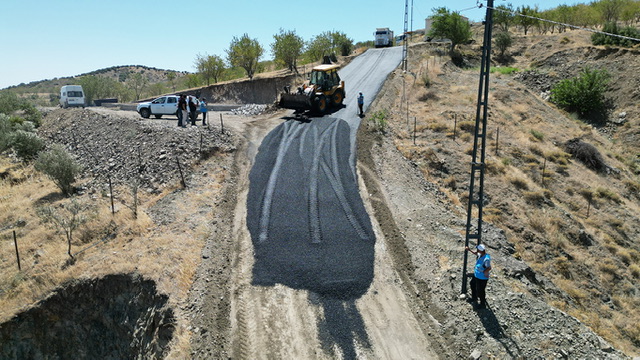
309,64,341,90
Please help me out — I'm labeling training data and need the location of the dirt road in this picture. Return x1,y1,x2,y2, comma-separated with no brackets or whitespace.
185,48,441,359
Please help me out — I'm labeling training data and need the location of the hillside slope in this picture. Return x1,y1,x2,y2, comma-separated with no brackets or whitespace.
365,29,639,355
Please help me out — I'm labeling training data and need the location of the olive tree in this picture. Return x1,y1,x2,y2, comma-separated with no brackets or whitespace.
227,34,264,80
494,32,513,58
35,144,82,196
428,7,472,57
37,199,93,260
305,32,334,62
271,29,305,73
195,53,226,85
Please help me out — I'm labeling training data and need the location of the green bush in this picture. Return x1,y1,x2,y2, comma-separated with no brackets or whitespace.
0,91,42,126
35,144,82,196
12,130,45,161
494,31,513,57
549,68,610,117
592,22,640,48
368,110,388,133
0,114,12,153
0,91,22,115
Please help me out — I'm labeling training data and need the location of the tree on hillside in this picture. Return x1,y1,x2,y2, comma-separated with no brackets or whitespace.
183,74,202,89
305,31,334,62
128,73,148,101
621,0,640,25
494,3,515,32
146,83,168,97
516,5,539,35
166,72,177,92
195,54,226,85
595,0,626,23
494,32,513,58
331,31,354,56
427,7,472,57
79,75,128,105
271,29,305,73
552,5,573,33
37,199,93,260
226,34,264,80
572,4,600,27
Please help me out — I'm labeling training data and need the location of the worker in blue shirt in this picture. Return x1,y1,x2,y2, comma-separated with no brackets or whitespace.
465,243,492,309
199,98,208,125
357,92,364,116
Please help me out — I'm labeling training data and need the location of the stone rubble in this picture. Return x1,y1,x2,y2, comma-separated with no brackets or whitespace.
37,108,236,195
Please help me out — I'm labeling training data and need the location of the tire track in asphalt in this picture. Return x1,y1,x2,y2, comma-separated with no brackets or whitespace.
257,121,304,243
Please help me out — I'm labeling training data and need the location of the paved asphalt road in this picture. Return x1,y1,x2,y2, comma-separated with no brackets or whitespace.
247,47,403,300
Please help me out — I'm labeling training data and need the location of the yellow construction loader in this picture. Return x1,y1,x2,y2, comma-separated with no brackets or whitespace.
279,64,345,114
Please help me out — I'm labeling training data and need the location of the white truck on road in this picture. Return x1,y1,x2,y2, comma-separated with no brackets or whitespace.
374,28,394,48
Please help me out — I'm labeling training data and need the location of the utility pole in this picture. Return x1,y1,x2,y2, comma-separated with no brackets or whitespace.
402,0,409,71
461,0,494,296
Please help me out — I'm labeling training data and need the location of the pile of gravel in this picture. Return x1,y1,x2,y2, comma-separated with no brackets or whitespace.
229,104,275,116
37,109,236,194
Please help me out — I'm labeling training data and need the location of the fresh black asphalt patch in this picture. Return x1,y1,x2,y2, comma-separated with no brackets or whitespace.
247,117,375,299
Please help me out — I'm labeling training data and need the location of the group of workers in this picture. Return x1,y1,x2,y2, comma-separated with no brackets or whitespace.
177,94,207,127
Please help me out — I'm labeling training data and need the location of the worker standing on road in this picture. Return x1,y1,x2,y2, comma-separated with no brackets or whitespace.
179,95,189,128
357,92,364,117
178,95,188,128
189,95,198,126
465,243,492,309
200,98,208,125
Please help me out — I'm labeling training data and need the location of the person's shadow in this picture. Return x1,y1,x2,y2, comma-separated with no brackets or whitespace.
475,304,523,358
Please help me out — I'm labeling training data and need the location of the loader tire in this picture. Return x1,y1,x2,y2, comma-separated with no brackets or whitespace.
315,95,328,114
332,90,344,106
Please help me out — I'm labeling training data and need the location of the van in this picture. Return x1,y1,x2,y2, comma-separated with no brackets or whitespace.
60,85,85,108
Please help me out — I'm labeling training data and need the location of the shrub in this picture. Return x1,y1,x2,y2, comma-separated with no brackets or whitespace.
494,32,513,58
421,72,432,87
418,91,439,102
591,22,640,48
0,114,12,153
509,176,529,190
530,129,544,141
368,110,388,133
550,68,610,117
34,144,82,196
523,190,546,205
595,187,622,204
12,130,45,161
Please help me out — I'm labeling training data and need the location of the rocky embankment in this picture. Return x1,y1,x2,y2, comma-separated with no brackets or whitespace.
37,108,236,193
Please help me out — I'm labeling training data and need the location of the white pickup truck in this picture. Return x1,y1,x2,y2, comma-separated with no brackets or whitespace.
136,95,180,119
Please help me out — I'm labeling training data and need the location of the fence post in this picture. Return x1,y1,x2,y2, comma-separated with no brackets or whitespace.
495,127,500,156
220,113,225,134
453,114,457,142
176,156,186,188
542,157,547,188
13,230,21,271
108,174,115,215
413,117,417,145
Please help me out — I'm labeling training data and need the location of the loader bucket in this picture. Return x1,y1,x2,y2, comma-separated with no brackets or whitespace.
279,93,313,111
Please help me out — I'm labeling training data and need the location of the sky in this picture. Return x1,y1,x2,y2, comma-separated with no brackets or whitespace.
1,0,571,90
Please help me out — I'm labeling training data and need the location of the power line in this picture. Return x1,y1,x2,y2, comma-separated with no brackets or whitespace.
484,4,640,43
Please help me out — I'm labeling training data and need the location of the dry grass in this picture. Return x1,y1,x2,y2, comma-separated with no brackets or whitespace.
0,154,228,355
374,36,640,355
